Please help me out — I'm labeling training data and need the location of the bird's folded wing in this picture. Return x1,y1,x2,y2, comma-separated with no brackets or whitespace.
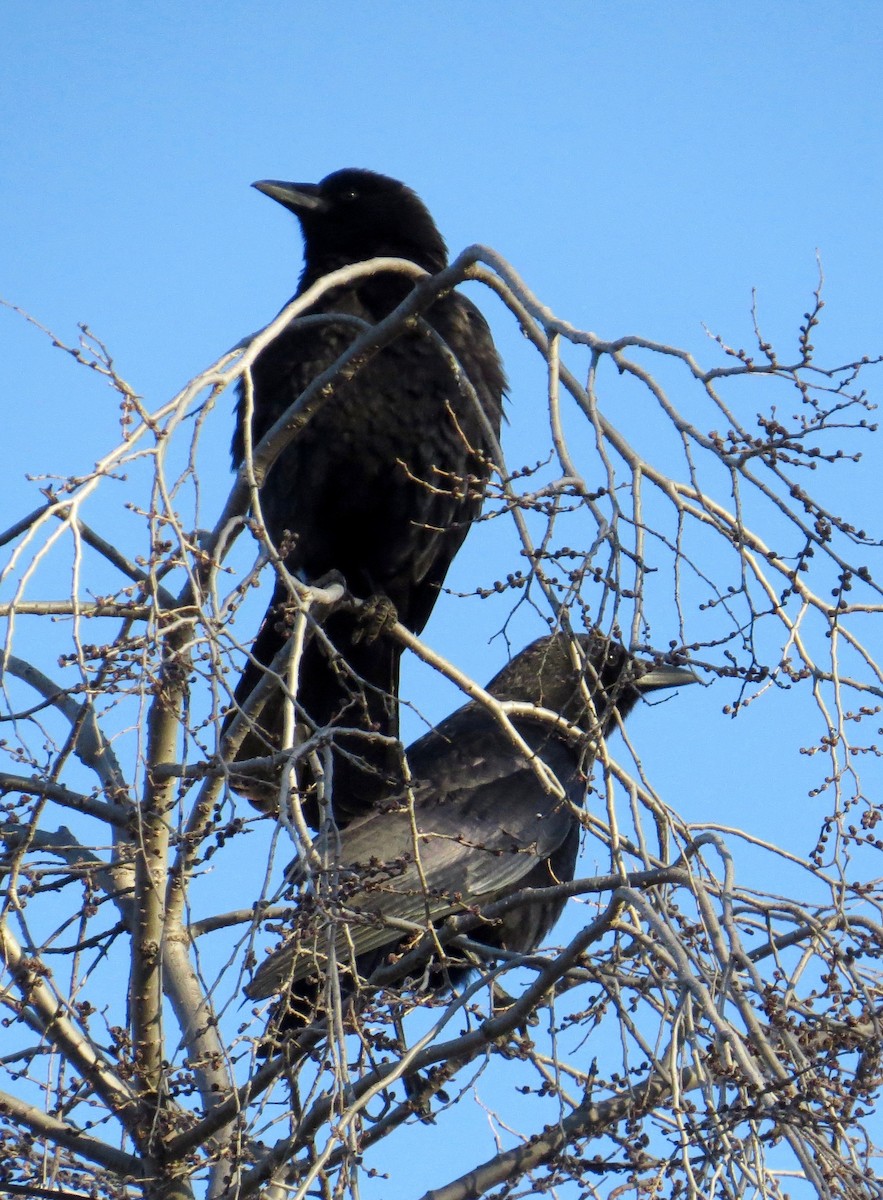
247,736,582,998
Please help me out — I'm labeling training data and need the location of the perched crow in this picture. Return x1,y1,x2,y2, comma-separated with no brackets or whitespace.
246,632,696,1025
229,169,505,824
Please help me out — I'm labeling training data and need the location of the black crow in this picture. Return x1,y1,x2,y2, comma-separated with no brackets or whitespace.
245,632,696,1023
229,169,505,824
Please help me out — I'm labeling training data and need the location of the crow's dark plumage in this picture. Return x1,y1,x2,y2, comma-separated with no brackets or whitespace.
229,169,505,824
246,632,696,1023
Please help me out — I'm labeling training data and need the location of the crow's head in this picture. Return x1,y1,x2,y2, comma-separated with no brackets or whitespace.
252,168,448,277
486,632,697,735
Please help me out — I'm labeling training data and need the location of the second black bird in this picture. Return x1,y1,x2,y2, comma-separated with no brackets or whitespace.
229,169,505,823
246,631,696,1027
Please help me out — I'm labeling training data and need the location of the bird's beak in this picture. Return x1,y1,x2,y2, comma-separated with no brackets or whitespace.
636,662,700,693
251,179,327,215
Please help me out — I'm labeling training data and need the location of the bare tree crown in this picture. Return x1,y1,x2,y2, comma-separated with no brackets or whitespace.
1,249,881,1200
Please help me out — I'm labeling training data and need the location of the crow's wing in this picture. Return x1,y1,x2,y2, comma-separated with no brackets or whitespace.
247,718,583,998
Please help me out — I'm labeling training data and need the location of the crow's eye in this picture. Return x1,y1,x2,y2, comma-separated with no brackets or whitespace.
338,189,359,203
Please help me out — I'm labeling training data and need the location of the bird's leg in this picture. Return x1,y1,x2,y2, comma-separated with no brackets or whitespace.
389,1013,438,1124
491,981,518,1009
490,980,540,1027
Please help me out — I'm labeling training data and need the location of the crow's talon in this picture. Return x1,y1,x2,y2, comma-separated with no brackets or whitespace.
352,595,398,645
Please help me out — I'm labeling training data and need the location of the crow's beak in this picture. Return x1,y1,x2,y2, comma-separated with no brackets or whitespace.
251,180,327,215
636,662,700,693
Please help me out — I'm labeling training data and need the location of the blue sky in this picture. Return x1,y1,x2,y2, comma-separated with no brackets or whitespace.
2,4,882,1195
